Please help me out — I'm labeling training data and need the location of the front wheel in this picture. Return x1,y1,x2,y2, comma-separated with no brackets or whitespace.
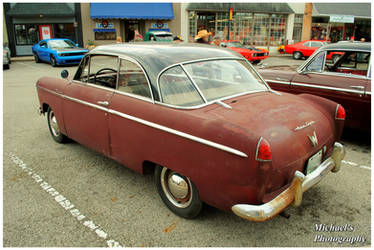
251,60,261,65
293,51,303,60
47,107,67,143
50,55,57,67
34,53,41,63
155,165,202,219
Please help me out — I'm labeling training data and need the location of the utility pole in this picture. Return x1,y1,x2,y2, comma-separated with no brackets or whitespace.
228,5,233,40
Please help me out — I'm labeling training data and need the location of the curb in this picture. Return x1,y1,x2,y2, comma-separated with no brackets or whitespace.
10,56,34,62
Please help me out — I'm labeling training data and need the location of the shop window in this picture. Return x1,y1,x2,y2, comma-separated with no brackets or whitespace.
54,23,75,41
14,24,38,45
95,31,116,40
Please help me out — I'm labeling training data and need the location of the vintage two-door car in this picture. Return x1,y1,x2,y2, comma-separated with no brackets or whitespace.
36,43,346,222
219,40,269,64
259,42,371,133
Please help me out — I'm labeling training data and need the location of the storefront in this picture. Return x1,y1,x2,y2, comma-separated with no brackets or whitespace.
311,3,371,42
186,3,294,47
80,3,176,47
4,3,83,56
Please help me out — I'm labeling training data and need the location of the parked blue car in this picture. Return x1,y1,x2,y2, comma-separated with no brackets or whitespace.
32,38,88,67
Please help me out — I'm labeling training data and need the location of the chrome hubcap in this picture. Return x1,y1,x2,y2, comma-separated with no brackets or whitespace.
160,168,192,208
49,111,60,137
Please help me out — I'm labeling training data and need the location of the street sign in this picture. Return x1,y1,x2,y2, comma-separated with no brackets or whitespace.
329,15,354,23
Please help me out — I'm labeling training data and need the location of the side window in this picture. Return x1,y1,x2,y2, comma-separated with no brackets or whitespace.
303,41,311,47
87,55,118,89
40,41,47,48
305,51,326,72
159,66,204,107
117,59,152,99
310,42,323,47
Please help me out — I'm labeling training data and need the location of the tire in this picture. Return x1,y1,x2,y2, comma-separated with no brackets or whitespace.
155,165,202,219
332,54,340,64
47,107,67,143
293,51,303,60
3,64,9,70
251,60,261,65
34,53,41,63
50,55,57,67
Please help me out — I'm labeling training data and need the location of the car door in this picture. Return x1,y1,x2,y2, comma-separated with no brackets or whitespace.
62,54,118,156
38,41,49,61
108,56,156,171
290,50,369,129
300,41,313,56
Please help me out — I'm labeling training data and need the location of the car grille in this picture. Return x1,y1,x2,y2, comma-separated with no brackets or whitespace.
60,52,86,57
64,59,82,63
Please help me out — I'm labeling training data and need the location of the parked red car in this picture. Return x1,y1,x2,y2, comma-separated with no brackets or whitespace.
220,40,269,64
285,40,329,60
259,42,371,132
36,43,345,222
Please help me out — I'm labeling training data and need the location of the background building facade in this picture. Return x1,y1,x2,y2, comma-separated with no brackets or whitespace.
4,3,83,56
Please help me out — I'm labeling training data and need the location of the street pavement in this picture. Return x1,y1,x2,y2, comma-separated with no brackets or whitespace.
3,56,371,247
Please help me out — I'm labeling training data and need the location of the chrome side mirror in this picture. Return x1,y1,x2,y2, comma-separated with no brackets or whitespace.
61,70,69,79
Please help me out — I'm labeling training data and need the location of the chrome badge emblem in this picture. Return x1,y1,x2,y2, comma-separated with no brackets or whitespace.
308,131,318,147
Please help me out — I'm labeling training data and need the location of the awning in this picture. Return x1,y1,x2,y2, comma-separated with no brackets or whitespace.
313,3,371,19
186,3,294,14
7,3,75,17
93,29,116,32
90,3,174,20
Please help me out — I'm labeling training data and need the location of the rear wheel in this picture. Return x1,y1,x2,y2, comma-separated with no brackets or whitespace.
50,55,57,67
47,107,67,143
293,51,303,60
155,165,202,219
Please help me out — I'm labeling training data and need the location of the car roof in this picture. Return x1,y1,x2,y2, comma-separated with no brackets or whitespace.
321,42,371,51
90,42,241,73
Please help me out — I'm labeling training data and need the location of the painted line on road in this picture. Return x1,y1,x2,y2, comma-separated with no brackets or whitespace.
8,152,123,248
342,160,371,170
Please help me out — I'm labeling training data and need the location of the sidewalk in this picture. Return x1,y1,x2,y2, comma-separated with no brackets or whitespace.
10,56,34,62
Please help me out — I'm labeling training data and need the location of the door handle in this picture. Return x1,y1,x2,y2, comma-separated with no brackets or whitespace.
350,86,365,90
97,101,109,106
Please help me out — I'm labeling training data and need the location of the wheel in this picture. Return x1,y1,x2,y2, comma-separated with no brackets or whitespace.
50,55,57,67
3,64,9,70
155,165,202,219
332,54,340,64
47,107,67,143
293,51,303,60
251,60,261,65
34,53,41,63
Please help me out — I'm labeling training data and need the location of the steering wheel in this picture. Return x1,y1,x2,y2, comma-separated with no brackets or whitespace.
94,68,117,84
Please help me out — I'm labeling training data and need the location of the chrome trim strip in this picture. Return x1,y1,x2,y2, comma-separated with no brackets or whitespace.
291,82,365,95
180,64,208,103
264,79,290,85
113,90,154,103
366,91,371,95
37,85,248,158
108,109,248,158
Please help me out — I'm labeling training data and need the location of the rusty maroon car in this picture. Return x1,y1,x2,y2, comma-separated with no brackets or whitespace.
259,42,371,133
36,43,345,222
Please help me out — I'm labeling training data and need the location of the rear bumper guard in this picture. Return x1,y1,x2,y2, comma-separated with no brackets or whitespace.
232,142,345,222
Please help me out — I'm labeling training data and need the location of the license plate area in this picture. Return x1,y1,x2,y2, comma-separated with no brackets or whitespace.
306,150,323,175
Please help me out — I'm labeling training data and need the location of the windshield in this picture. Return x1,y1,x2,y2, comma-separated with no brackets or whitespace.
48,39,76,48
155,34,173,41
159,59,268,107
226,42,246,48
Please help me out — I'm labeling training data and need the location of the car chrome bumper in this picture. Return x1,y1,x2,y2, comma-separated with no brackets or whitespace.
232,142,345,222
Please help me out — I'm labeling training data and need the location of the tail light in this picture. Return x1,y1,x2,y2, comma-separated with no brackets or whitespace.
335,104,346,120
255,137,272,162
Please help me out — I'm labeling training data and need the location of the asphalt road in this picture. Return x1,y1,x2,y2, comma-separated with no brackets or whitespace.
3,57,371,247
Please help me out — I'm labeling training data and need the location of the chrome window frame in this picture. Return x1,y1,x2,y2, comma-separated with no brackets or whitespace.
156,57,272,109
297,48,372,80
